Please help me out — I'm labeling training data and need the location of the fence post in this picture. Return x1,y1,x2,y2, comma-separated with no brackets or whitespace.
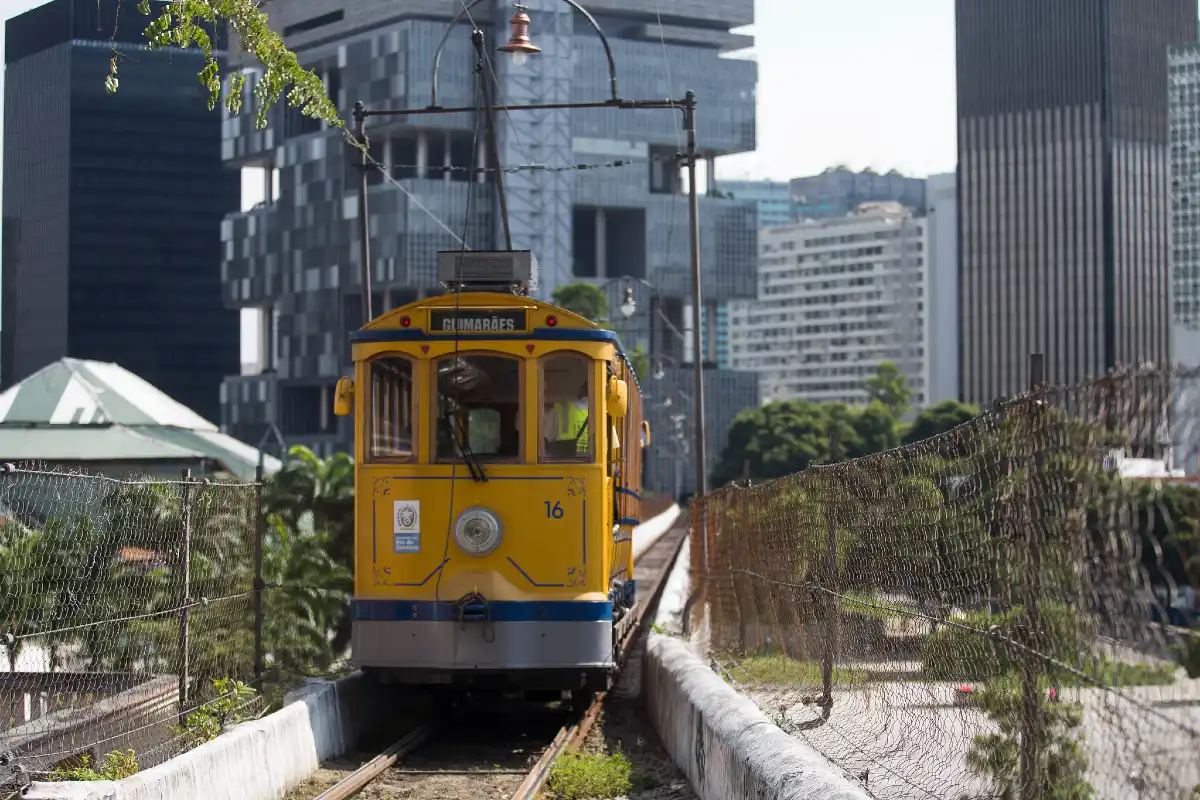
254,463,266,686
1018,353,1045,800
178,468,193,726
822,431,840,709
735,489,749,653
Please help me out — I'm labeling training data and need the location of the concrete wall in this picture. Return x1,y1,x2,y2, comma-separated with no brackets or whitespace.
23,672,402,800
642,634,872,800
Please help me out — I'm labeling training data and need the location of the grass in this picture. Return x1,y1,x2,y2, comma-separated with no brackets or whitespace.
49,750,139,781
1083,658,1177,687
727,655,868,686
543,752,633,800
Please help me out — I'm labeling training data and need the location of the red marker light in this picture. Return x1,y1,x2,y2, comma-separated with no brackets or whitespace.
400,316,411,328
546,315,558,327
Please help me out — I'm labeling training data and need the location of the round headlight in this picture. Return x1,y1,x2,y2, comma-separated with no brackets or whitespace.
453,507,503,557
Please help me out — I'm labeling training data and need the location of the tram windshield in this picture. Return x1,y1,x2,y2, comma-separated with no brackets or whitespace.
540,353,593,462
434,354,522,462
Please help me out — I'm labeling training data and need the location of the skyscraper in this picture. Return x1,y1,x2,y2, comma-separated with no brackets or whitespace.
218,1,760,493
956,0,1195,405
2,0,239,422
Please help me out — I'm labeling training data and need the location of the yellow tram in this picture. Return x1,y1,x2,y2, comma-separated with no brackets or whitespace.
332,251,650,703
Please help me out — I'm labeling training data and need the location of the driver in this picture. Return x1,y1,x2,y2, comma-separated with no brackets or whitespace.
544,379,589,454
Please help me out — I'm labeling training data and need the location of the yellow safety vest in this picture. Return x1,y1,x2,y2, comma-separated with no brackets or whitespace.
553,401,589,448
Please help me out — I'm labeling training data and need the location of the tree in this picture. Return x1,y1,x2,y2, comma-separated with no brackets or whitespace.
712,399,836,486
265,446,355,565
902,399,980,445
552,283,609,322
847,400,900,456
0,521,47,670
260,511,352,689
864,362,911,419
115,0,340,131
712,393,906,487
965,675,1093,800
264,445,355,651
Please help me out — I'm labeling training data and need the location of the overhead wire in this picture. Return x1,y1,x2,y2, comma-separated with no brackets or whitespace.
338,127,469,247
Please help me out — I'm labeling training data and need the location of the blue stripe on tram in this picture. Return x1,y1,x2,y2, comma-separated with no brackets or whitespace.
352,599,614,622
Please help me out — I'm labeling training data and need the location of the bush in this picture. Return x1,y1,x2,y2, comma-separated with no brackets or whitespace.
545,752,633,800
172,677,261,747
922,604,1089,682
50,750,139,781
965,674,1093,799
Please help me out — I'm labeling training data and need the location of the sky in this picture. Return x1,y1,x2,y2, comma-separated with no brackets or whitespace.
0,0,959,359
0,0,959,187
718,0,957,180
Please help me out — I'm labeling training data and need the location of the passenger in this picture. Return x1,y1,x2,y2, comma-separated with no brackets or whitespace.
545,380,589,456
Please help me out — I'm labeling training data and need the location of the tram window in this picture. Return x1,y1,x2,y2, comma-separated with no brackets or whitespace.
434,355,522,461
369,357,414,461
540,354,593,463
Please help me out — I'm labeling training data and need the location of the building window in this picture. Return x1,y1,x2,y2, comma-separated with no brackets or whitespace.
434,354,522,462
368,356,414,462
539,353,593,462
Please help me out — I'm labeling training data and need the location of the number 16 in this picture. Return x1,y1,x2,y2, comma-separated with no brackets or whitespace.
544,500,564,519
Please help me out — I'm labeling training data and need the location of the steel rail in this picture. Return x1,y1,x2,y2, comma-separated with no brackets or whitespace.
312,515,689,800
509,517,690,800
312,722,440,800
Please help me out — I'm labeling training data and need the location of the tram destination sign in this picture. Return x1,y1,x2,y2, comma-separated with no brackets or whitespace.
429,309,528,334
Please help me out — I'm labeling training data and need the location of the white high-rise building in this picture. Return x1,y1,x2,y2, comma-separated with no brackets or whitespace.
926,172,959,405
1171,44,1200,369
729,202,929,408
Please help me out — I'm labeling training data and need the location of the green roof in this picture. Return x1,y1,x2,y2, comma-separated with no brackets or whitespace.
0,359,281,481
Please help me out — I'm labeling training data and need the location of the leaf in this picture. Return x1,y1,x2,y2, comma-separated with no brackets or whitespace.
114,0,342,129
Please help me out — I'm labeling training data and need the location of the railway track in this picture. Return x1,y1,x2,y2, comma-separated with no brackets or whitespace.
299,517,689,800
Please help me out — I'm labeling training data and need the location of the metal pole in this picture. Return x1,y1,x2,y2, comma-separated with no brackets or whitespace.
178,468,193,725
1018,352,1045,800
354,102,373,324
254,462,266,685
822,432,839,708
472,30,513,250
683,90,708,505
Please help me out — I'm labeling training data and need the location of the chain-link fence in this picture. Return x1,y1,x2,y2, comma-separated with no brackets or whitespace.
0,462,350,790
690,364,1200,799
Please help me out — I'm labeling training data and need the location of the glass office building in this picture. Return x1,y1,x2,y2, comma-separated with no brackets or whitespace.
2,0,239,422
718,179,795,228
219,0,760,494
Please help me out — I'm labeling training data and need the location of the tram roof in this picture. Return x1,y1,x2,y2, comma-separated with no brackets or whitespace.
350,292,643,392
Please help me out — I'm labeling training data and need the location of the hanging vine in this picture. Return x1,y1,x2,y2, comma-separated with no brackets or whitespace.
105,0,341,130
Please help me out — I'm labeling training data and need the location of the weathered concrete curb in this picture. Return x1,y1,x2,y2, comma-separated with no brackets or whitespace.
24,672,390,800
643,634,872,800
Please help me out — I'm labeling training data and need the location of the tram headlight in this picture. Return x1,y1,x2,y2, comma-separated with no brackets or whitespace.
453,507,503,557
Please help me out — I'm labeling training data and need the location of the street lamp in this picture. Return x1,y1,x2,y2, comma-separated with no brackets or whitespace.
595,276,655,322
619,286,636,319
496,5,541,68
351,0,710,500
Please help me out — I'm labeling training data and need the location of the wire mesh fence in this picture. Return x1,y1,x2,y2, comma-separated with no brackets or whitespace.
0,461,350,789
690,364,1200,800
